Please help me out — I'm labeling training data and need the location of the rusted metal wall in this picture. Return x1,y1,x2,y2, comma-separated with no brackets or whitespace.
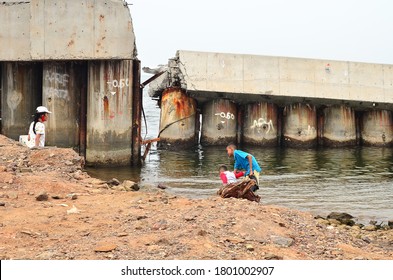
131,60,142,166
86,60,133,165
361,110,393,146
159,87,197,148
0,62,42,140
283,103,317,147
243,102,278,146
43,62,86,148
321,105,356,147
200,99,237,146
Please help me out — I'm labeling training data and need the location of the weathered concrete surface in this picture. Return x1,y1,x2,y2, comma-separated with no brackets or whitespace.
149,50,393,110
283,103,317,147
243,102,278,146
321,105,356,147
159,88,197,148
200,99,237,145
86,60,133,165
43,62,86,148
361,110,393,146
0,0,136,61
0,62,42,140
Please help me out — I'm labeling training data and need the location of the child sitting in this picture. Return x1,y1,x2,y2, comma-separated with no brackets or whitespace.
219,165,244,185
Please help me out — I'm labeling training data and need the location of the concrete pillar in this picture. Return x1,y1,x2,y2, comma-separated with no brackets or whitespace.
200,99,237,146
43,62,86,148
361,110,393,146
283,103,317,147
243,102,278,146
159,87,197,148
86,60,134,166
322,105,356,147
0,62,42,140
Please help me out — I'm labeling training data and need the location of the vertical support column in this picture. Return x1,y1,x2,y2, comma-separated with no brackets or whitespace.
158,87,197,148
283,103,317,147
322,105,356,147
43,61,86,148
0,62,42,140
243,102,278,146
361,110,393,146
200,99,237,146
87,60,134,166
131,60,142,166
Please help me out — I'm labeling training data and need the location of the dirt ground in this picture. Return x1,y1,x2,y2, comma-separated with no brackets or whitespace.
0,135,392,260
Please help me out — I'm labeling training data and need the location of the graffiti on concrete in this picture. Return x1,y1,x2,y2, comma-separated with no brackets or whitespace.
250,117,275,134
297,125,316,137
215,111,235,130
6,90,22,125
44,71,70,100
106,78,129,95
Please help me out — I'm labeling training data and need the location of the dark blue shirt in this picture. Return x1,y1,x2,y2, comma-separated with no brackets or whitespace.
234,149,261,175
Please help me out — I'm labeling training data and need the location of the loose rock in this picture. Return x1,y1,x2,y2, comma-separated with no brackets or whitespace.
35,192,49,201
94,243,117,252
122,180,139,191
271,235,294,247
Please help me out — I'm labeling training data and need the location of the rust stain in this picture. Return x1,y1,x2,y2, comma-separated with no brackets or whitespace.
103,96,109,119
67,40,74,47
99,14,105,22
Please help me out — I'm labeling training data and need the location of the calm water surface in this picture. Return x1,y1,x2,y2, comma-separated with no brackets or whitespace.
87,90,393,224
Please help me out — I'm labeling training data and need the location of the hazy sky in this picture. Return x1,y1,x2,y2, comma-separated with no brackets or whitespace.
128,0,393,68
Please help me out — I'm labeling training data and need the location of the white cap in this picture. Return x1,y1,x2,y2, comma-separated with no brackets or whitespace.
36,106,52,114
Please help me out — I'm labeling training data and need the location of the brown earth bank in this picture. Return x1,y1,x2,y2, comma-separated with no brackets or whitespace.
0,135,392,260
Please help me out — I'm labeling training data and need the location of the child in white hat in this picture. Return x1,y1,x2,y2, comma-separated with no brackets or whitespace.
27,106,52,148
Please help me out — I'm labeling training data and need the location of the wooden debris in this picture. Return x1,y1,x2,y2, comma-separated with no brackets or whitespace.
217,179,260,202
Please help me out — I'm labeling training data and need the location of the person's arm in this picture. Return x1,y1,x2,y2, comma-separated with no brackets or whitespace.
235,171,245,178
247,155,253,175
35,134,41,147
220,173,228,185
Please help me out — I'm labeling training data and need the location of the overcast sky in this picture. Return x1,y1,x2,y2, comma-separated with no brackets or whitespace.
128,0,393,68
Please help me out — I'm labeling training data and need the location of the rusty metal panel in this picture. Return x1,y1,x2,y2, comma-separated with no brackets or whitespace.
283,103,317,147
131,59,141,166
322,105,356,147
1,62,42,140
200,99,237,146
243,102,278,146
43,62,86,148
361,110,393,146
86,60,133,165
30,0,136,60
159,87,197,148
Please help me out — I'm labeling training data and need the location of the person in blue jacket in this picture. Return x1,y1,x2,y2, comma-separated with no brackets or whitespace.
226,144,261,191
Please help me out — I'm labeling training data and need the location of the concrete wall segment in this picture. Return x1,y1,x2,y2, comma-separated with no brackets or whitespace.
154,50,393,108
1,0,136,61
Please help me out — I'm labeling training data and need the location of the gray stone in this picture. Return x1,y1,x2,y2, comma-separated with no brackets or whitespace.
36,192,49,201
67,193,78,200
271,235,294,247
327,212,354,221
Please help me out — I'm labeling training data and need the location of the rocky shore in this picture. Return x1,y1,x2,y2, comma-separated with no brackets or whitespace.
0,135,392,260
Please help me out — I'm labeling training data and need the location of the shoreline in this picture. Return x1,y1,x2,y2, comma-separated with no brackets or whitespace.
0,135,392,260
